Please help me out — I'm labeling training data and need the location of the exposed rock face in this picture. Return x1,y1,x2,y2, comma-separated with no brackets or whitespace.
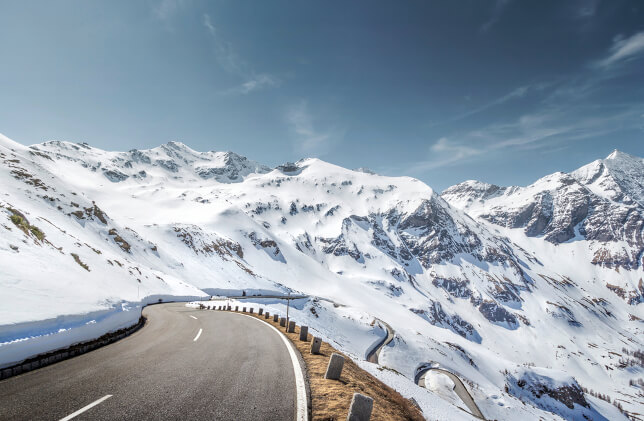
196,152,270,183
248,232,286,263
432,277,472,299
397,199,483,267
506,369,589,412
478,301,519,329
442,151,644,270
413,301,482,343
173,225,244,259
103,169,129,182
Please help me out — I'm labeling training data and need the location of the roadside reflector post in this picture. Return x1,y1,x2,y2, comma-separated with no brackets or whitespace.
299,326,308,341
324,353,345,380
310,337,322,354
346,393,373,421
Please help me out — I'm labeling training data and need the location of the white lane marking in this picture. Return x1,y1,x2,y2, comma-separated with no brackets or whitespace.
239,314,308,421
189,315,198,320
59,395,112,421
193,328,203,342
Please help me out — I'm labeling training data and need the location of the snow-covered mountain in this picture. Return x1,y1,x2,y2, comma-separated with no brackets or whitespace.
1,134,641,420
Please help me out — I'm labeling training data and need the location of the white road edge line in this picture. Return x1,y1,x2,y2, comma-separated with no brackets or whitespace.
239,313,308,421
190,315,198,320
193,328,203,342
58,394,112,421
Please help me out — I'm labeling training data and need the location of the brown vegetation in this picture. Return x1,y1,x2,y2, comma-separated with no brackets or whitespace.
71,253,90,271
245,311,424,421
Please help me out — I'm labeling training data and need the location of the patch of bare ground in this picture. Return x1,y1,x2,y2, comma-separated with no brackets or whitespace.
244,310,424,421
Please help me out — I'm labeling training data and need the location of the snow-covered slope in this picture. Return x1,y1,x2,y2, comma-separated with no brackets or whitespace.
1,134,641,420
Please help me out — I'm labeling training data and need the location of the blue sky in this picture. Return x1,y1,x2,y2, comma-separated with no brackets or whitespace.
1,0,643,191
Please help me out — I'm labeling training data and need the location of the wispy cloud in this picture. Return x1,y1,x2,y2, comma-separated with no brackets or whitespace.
202,13,279,94
429,83,550,128
286,101,342,155
409,32,644,173
153,0,186,21
596,31,644,69
573,0,600,19
410,138,483,171
481,0,511,32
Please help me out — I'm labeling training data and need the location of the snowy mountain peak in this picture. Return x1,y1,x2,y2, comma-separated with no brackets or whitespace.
605,148,635,161
572,149,644,206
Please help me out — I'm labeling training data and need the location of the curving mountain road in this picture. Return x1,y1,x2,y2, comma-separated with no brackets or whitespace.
365,319,394,364
417,367,486,420
0,303,304,421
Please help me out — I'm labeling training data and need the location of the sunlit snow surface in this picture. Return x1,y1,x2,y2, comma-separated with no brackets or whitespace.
1,134,641,420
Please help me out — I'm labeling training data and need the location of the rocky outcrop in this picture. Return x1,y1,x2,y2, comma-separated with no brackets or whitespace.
442,151,644,269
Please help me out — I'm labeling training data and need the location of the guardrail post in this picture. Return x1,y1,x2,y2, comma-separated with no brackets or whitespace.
311,336,322,354
258,308,263,315
299,326,309,341
324,353,345,380
265,312,270,319
280,317,286,327
243,307,246,312
273,314,279,322
235,306,239,312
287,320,296,333
346,393,373,421
250,308,254,314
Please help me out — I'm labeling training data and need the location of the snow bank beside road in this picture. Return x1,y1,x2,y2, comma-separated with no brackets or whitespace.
0,294,206,368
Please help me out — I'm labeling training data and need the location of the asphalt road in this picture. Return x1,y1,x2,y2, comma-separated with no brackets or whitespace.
365,319,394,364
0,303,297,421
418,368,486,420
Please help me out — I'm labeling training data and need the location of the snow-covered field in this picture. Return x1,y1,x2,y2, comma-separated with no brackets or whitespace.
1,133,642,420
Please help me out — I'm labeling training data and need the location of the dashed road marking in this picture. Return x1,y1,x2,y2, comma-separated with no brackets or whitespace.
193,328,203,342
59,395,112,421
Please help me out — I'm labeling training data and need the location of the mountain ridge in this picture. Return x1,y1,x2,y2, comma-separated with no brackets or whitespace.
1,134,641,420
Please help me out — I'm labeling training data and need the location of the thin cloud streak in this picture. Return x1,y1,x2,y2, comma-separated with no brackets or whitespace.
202,13,279,94
409,29,644,173
153,0,185,21
428,82,552,129
286,101,342,156
481,0,511,32
597,31,644,68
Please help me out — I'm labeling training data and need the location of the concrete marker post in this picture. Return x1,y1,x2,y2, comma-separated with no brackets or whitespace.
346,393,373,421
280,317,286,327
324,353,345,380
258,308,263,315
265,312,270,319
288,320,296,333
250,308,254,314
243,307,246,312
310,336,322,354
235,306,239,312
299,326,309,341
273,314,279,322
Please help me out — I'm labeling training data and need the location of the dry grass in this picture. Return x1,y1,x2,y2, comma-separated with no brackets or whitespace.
245,311,425,421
